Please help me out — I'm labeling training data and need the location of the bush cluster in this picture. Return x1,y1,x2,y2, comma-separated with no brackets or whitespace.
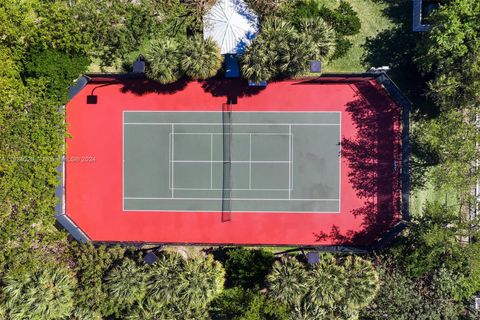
292,0,361,60
145,35,222,84
240,17,336,81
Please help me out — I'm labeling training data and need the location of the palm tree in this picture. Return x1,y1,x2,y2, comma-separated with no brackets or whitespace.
130,253,224,319
267,256,309,306
146,252,185,302
299,18,336,62
177,254,225,309
241,17,297,81
104,258,148,315
240,37,274,82
305,254,347,308
3,265,76,320
181,35,222,80
145,38,183,84
241,17,324,81
342,256,380,310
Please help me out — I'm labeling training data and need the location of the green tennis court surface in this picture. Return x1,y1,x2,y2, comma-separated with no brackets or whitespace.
123,111,341,212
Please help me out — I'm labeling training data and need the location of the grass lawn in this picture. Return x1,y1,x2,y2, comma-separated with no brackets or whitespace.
323,0,395,72
410,168,460,216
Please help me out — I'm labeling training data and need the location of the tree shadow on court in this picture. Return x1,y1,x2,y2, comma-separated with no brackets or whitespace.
201,78,266,103
120,77,189,96
362,0,436,119
315,81,402,246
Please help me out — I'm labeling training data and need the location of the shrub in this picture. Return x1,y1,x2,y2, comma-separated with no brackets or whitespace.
70,244,126,317
331,37,353,60
209,287,288,320
72,1,161,67
2,263,76,320
183,0,217,31
23,48,90,104
223,248,275,289
182,35,222,80
362,267,465,320
103,259,148,317
318,1,361,37
292,0,360,60
245,0,290,18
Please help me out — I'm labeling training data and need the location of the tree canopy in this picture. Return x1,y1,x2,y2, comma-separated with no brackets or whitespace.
416,0,480,110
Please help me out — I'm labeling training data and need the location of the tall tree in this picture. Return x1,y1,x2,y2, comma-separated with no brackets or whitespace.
416,0,480,110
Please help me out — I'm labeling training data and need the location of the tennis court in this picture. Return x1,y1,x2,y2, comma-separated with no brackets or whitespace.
63,76,404,246
123,111,341,213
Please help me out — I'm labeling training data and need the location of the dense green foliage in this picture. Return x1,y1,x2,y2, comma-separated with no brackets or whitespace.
70,0,162,68
268,255,380,319
24,49,90,104
292,0,361,59
128,253,225,319
1,261,76,320
416,0,480,110
244,0,291,18
70,244,127,317
182,35,223,80
209,287,288,320
145,36,222,84
241,17,335,81
413,109,479,195
222,248,275,289
146,39,185,84
363,268,464,319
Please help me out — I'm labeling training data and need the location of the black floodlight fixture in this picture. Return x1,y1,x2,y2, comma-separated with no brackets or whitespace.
86,94,98,104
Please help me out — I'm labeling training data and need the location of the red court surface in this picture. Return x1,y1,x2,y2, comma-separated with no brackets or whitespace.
64,76,402,246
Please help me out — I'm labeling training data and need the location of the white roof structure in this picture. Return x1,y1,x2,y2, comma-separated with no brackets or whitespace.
203,0,258,55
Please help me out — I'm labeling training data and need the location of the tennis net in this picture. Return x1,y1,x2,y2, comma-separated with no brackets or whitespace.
222,103,232,222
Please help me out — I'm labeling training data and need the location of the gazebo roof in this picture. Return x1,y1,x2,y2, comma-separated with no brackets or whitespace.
203,0,258,55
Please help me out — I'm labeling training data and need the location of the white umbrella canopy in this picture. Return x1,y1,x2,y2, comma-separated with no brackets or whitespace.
203,0,258,55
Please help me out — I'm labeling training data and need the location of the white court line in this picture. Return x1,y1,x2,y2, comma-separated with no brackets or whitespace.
171,188,290,191
249,133,252,190
339,112,342,212
124,209,339,213
125,197,339,201
291,134,294,194
125,122,340,126
172,124,175,197
168,131,171,193
288,125,291,200
122,112,125,211
172,161,288,164
172,132,292,136
123,111,342,206
124,111,342,114
210,134,213,189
